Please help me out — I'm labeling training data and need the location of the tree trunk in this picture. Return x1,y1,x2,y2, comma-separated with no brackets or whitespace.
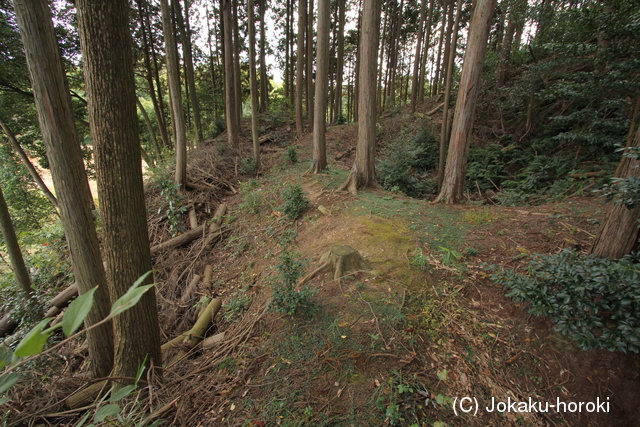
0,185,40,313
248,0,261,169
411,0,428,111
418,0,435,103
259,0,269,113
310,0,330,174
438,0,463,191
160,0,188,188
296,0,308,137
434,0,497,203
439,0,455,95
136,0,171,149
76,0,163,381
135,97,162,163
174,0,204,145
431,4,446,96
222,0,240,147
13,0,114,378
335,0,346,121
591,126,640,259
306,0,315,131
339,0,381,193
232,0,243,123
0,119,58,209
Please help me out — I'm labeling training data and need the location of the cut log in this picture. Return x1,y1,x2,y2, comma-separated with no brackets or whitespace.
179,274,201,305
202,331,226,349
151,223,207,254
298,245,373,286
189,207,198,229
202,265,214,291
427,102,445,116
161,298,222,356
258,133,272,145
66,380,109,409
0,313,18,337
49,283,79,308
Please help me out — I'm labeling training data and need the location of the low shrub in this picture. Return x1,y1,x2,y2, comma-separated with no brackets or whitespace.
269,252,315,316
280,184,310,220
492,250,640,353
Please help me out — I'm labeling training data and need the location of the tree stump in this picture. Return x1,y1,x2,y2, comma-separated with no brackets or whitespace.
299,245,373,286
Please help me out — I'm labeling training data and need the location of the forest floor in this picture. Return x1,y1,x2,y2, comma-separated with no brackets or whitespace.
137,112,639,427
5,106,639,426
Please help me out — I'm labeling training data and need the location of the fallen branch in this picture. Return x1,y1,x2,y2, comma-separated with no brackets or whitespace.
427,102,445,116
163,298,222,364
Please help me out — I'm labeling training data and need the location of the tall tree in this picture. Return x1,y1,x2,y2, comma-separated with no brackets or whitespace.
591,126,640,259
0,119,58,209
431,0,447,96
435,0,497,203
306,0,315,130
232,0,242,122
334,0,346,121
438,0,463,190
248,0,261,169
411,0,428,111
160,0,188,187
174,0,204,145
310,0,330,173
417,0,434,102
136,0,170,149
222,0,240,147
13,0,114,378
295,0,307,137
339,0,382,193
76,0,162,380
0,185,40,313
259,0,269,113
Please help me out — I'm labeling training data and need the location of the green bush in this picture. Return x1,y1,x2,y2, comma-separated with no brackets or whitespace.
269,252,315,316
376,126,438,197
280,184,310,220
223,291,251,321
239,158,258,175
286,146,298,164
492,250,640,353
158,180,187,236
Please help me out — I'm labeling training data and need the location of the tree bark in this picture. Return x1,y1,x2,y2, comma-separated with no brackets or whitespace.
339,0,381,193
435,0,497,203
222,0,240,147
248,0,261,169
160,0,188,188
411,0,428,111
13,0,114,378
306,0,315,131
135,97,162,163
438,0,463,191
174,0,204,146
431,3,447,96
591,126,640,259
310,0,330,173
136,0,171,149
259,0,269,113
0,185,40,312
417,0,434,102
76,0,162,381
0,119,58,209
233,0,243,123
334,0,346,121
296,0,308,137
439,0,455,95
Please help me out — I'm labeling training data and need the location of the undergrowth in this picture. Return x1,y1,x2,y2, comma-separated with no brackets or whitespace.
492,249,640,353
269,251,315,316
